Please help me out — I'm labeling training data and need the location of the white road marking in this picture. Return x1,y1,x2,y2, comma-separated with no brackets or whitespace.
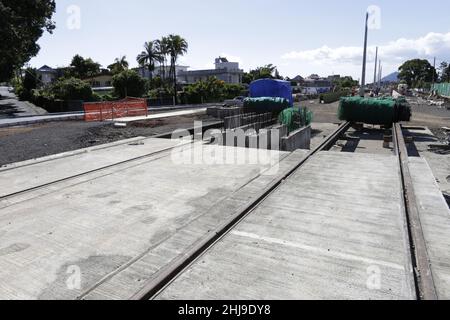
231,231,405,271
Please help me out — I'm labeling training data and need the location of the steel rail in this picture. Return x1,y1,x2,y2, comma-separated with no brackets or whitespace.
0,141,192,201
1,122,224,201
131,121,351,300
393,123,438,300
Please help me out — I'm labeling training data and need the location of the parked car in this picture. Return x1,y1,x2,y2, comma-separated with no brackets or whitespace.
223,96,246,107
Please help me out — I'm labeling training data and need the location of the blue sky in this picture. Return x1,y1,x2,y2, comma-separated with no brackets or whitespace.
30,0,450,81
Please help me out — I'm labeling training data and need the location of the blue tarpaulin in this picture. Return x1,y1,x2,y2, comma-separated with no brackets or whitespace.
249,79,294,106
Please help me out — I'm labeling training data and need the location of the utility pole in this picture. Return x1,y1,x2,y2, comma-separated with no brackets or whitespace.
432,57,436,93
379,64,383,89
373,46,378,88
360,12,369,97
378,60,382,89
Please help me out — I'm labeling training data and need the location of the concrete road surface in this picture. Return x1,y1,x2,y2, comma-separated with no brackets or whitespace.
0,86,48,119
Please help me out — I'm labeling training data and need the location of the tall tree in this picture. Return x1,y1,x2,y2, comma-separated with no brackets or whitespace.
112,69,146,98
0,0,56,82
69,55,101,79
439,61,450,83
166,35,188,103
108,56,129,74
136,41,161,81
154,37,169,81
398,59,438,88
243,64,279,84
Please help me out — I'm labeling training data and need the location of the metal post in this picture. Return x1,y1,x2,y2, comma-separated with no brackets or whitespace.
360,12,369,97
378,62,382,89
432,57,436,93
373,46,378,88
378,60,382,89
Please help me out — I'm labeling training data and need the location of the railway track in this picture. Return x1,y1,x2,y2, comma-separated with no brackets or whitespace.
131,122,352,300
0,120,441,300
393,123,437,300
0,141,191,201
0,121,225,201
130,122,438,300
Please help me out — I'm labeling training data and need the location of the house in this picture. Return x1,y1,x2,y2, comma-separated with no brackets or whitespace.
136,65,189,80
291,75,304,84
307,74,320,80
301,79,333,94
327,74,341,82
177,57,244,84
36,65,58,86
290,74,332,94
83,71,114,92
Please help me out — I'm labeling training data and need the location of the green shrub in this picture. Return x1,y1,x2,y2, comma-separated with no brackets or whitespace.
112,70,146,98
319,90,350,104
183,77,245,104
51,77,93,101
14,68,39,101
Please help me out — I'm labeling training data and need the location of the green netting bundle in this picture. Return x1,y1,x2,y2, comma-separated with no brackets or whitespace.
338,97,411,126
243,97,291,115
279,107,313,132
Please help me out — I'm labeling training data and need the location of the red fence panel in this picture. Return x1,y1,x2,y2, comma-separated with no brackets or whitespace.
84,97,148,122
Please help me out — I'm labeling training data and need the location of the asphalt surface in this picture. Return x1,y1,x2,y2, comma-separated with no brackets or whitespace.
0,86,47,118
0,114,217,167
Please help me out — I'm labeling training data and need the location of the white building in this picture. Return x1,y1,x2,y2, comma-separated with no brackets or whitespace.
137,65,189,80
36,65,57,86
177,57,244,84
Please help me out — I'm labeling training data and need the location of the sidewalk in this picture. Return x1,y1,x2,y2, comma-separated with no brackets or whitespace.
0,113,84,128
0,86,48,118
114,108,207,124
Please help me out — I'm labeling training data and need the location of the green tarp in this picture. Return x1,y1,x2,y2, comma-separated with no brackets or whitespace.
243,97,291,115
338,97,411,126
279,107,313,132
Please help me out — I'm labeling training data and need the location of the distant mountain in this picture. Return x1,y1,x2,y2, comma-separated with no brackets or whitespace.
381,72,399,83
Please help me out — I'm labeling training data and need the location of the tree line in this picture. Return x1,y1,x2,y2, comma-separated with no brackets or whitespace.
398,59,450,88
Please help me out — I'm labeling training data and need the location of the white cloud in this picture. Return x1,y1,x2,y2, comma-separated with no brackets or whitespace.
281,31,450,66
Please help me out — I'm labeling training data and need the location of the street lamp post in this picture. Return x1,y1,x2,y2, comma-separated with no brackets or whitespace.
360,12,369,97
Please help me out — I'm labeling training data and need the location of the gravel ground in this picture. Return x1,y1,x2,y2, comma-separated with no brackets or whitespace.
0,114,217,166
1,97,449,166
297,97,450,128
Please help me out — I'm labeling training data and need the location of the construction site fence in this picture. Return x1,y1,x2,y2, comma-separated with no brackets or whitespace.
432,83,450,98
84,97,148,122
224,112,274,131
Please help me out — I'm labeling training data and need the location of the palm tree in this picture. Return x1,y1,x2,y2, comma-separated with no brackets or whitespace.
136,41,161,81
166,34,188,103
115,56,129,70
108,55,129,74
155,37,169,81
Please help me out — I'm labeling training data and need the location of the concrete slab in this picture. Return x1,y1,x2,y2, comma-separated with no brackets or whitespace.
333,128,394,155
310,123,340,150
0,141,293,299
156,152,416,300
408,157,450,299
406,127,450,196
114,109,207,124
0,137,187,198
0,114,84,128
82,149,309,300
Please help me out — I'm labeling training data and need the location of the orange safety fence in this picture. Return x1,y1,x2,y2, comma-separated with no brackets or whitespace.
84,97,148,122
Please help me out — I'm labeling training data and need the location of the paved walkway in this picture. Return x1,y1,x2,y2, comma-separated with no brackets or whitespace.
113,109,207,124
0,86,48,119
0,113,84,128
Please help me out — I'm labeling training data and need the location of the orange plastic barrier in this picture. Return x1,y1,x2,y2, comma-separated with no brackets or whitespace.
84,97,148,122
